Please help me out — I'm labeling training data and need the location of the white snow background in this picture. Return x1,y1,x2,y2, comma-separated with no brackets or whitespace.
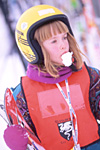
0,8,25,150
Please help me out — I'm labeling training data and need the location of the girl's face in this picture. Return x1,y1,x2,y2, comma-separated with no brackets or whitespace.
42,28,69,65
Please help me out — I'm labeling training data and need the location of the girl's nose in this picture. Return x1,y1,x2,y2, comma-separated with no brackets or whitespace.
60,41,66,50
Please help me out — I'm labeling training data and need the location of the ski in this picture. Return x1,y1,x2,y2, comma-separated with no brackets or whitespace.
4,88,45,150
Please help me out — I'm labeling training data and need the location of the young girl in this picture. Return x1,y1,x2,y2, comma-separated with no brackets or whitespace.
4,4,100,150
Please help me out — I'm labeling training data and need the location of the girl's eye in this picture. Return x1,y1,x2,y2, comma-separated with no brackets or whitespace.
63,35,67,40
51,40,57,43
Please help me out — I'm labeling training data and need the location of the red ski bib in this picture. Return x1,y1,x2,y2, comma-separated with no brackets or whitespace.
22,64,100,150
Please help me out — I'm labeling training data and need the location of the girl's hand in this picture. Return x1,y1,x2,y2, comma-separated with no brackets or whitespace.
3,124,28,150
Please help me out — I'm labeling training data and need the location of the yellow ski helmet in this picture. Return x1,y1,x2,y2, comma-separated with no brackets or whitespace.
15,4,74,64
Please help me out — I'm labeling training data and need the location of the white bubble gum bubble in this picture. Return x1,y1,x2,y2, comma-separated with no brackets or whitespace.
61,52,73,67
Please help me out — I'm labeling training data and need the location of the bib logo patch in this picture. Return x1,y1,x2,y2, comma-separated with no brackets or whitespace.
58,121,72,141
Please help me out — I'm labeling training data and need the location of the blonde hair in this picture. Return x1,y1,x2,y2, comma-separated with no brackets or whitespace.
34,21,84,78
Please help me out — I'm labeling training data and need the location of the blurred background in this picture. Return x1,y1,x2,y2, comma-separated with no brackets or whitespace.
0,0,100,149
0,0,100,103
